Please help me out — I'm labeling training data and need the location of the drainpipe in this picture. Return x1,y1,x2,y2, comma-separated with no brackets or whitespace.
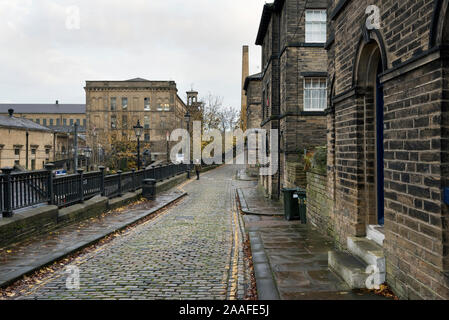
74,123,79,172
277,11,282,200
26,130,29,170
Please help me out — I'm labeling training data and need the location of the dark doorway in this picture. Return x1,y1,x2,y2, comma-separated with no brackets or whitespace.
376,61,385,225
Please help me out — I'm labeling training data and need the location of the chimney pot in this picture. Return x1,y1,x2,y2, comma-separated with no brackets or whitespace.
8,109,14,117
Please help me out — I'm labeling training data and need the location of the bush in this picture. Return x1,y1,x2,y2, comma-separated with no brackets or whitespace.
303,146,327,174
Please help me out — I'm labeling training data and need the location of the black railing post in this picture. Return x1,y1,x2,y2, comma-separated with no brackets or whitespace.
117,170,123,196
45,163,55,205
99,166,105,197
77,169,84,203
2,167,13,218
132,168,136,192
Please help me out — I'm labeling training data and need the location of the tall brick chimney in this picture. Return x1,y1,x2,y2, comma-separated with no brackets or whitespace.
241,45,249,131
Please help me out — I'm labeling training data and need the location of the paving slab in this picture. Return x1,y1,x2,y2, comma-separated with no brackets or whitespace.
238,177,390,301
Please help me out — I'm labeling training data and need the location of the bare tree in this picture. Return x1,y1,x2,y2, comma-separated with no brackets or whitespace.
200,93,240,133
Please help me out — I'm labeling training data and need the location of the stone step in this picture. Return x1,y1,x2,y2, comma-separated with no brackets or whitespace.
328,251,369,289
347,237,386,279
366,225,385,246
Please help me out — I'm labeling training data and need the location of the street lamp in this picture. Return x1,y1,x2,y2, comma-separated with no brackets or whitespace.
184,112,191,178
133,120,144,170
166,131,170,164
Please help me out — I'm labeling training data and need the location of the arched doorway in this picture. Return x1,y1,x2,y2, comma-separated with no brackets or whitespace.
355,38,386,230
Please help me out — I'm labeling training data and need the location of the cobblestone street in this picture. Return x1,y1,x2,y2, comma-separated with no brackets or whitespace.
14,165,247,300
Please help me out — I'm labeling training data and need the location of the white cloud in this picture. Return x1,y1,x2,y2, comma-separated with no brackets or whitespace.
0,0,265,108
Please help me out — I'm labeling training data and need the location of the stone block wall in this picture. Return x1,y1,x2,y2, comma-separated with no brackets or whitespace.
307,170,333,236
285,161,306,188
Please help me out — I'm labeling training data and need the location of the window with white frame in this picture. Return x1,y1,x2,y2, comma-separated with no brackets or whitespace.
305,10,327,43
144,98,151,111
304,78,327,111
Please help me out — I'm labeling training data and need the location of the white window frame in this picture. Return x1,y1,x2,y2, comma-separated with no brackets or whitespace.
304,78,327,111
305,10,327,43
144,98,151,111
122,97,128,110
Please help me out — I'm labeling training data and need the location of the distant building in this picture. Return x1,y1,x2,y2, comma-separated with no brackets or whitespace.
0,102,86,129
0,109,54,170
84,78,191,162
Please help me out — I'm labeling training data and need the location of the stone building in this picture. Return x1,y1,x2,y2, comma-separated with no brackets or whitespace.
325,0,449,300
0,109,54,170
255,0,328,199
244,72,263,176
84,78,189,162
0,102,86,129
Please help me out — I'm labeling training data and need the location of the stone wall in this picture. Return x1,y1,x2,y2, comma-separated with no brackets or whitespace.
306,170,332,236
285,161,306,188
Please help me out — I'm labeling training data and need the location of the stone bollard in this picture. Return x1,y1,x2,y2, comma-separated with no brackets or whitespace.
142,179,157,200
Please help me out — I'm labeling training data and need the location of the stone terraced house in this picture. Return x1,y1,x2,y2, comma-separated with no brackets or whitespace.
324,0,449,300
255,0,328,199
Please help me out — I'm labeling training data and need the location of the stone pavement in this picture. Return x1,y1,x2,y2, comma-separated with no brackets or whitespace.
8,165,247,300
236,180,283,216
238,178,389,300
0,190,186,289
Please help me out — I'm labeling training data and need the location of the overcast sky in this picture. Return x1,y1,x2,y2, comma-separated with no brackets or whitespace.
0,0,265,110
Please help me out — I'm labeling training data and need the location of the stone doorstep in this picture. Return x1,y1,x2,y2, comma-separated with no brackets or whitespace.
366,225,385,247
328,251,368,289
347,237,386,274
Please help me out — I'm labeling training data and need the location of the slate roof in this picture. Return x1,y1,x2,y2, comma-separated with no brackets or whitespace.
126,78,150,82
0,115,52,132
49,125,86,134
0,104,86,114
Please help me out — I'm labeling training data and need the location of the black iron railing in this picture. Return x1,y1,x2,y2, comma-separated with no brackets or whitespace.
0,163,192,217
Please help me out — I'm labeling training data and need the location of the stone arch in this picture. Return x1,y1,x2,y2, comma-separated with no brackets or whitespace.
429,0,448,48
437,0,449,272
353,29,388,87
353,35,386,230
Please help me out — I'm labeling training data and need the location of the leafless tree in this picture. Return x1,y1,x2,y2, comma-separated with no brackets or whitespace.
200,93,240,133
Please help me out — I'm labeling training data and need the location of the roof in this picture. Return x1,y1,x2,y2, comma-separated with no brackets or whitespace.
0,104,86,114
126,78,150,82
255,0,285,46
244,73,263,91
49,125,86,134
0,115,52,132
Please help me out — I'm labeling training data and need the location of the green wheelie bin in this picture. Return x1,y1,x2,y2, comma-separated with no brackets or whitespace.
281,188,300,221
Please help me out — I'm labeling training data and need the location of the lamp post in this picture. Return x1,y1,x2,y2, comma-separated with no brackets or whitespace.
184,112,191,178
133,120,144,170
166,131,170,164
